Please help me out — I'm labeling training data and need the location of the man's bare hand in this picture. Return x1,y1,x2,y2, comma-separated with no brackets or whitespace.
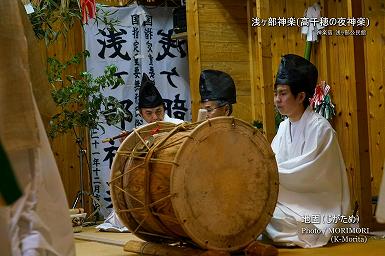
119,131,130,143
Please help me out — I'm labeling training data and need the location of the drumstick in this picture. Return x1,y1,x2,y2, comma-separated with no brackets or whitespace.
102,125,163,143
102,130,132,143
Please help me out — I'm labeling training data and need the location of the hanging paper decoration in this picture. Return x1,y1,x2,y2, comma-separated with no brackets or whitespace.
80,0,96,24
310,81,336,120
301,3,323,60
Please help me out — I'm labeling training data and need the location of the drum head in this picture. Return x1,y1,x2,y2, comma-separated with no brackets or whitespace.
170,117,278,251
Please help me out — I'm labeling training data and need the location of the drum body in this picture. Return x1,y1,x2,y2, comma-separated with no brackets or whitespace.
110,117,278,252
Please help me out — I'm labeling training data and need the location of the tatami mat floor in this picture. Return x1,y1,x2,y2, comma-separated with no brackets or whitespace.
75,226,385,256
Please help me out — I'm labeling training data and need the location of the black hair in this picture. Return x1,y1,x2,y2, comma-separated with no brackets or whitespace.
274,83,311,108
216,100,232,116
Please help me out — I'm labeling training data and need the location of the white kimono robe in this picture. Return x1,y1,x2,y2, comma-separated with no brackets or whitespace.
143,114,185,125
265,107,351,248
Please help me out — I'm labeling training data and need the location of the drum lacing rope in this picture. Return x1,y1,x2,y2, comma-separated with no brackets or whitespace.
112,122,181,240
134,214,149,233
117,207,144,213
153,135,194,152
116,154,179,166
110,162,145,183
154,124,188,147
110,161,146,211
140,125,184,238
113,186,144,205
133,128,151,150
139,124,192,166
117,123,190,238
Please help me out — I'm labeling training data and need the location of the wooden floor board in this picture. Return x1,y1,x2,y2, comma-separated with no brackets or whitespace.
75,226,385,256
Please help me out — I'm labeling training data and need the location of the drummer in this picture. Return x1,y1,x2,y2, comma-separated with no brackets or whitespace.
137,73,185,125
118,73,184,142
199,70,237,119
265,54,351,248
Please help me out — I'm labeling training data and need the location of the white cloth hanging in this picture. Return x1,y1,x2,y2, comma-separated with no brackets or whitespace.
0,1,75,255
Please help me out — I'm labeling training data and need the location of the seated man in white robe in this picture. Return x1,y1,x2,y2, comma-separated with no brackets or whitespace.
101,73,184,231
265,54,351,248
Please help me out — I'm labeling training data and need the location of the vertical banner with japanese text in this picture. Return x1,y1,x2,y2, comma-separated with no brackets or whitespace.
85,4,190,218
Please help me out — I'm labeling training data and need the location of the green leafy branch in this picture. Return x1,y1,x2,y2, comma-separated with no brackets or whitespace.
275,108,285,131
28,0,122,45
28,0,82,44
48,50,130,138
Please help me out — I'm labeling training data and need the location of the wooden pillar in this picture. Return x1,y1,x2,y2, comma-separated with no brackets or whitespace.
255,0,275,142
186,0,202,122
349,0,371,228
247,0,263,125
350,0,385,230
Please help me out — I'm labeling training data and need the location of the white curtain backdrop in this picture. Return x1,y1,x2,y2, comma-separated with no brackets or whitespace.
85,4,191,218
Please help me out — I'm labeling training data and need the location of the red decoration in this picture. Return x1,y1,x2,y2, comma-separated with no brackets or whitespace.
310,81,336,120
150,126,161,135
80,0,96,24
310,82,324,109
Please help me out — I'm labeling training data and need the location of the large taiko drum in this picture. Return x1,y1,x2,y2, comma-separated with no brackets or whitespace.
110,117,278,252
